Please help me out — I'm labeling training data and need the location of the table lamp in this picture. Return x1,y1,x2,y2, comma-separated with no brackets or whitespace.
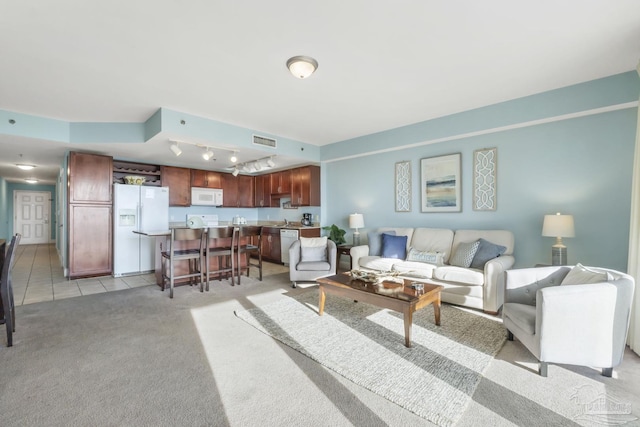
542,212,575,265
349,213,365,246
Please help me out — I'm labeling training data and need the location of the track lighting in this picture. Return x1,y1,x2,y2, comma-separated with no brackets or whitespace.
230,152,238,163
232,168,240,177
266,157,275,168
202,147,214,161
169,142,182,156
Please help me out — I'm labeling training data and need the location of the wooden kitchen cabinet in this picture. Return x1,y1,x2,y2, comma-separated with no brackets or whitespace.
290,165,320,206
221,174,254,207
261,227,281,263
270,170,291,195
191,169,222,188
254,174,272,207
161,166,191,206
69,152,113,204
69,204,112,278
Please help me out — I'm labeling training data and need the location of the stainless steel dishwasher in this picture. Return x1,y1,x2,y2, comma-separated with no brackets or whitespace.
280,229,299,265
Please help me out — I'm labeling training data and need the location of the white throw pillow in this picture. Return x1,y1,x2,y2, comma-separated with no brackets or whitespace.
406,248,445,265
300,236,328,262
561,263,613,285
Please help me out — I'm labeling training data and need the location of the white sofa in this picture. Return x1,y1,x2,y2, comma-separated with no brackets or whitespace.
350,228,515,313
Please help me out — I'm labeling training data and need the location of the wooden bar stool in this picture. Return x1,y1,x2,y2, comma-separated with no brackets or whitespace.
236,226,263,285
204,226,237,289
161,228,206,298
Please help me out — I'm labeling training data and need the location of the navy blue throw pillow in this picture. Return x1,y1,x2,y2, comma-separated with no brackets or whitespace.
368,230,396,256
381,234,408,259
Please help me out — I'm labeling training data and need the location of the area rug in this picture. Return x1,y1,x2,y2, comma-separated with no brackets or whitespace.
235,289,506,426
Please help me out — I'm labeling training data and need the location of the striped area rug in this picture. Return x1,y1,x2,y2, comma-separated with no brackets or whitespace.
235,288,506,426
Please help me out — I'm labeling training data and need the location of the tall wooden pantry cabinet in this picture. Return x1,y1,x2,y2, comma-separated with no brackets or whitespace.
68,152,113,279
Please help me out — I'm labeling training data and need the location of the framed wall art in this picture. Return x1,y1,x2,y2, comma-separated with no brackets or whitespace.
473,147,497,211
394,161,411,212
420,153,461,212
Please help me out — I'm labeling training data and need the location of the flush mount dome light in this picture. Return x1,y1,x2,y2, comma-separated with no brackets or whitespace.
286,55,318,79
16,164,36,170
25,178,38,184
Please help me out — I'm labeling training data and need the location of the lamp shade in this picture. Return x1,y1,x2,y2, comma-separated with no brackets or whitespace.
286,56,318,79
542,213,575,238
349,213,364,229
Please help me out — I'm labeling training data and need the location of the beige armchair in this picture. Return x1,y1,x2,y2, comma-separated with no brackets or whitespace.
502,265,635,377
289,238,337,288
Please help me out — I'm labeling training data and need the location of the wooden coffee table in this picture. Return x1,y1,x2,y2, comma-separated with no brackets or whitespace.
316,274,443,348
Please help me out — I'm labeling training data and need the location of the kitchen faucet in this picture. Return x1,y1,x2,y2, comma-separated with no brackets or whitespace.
284,219,289,226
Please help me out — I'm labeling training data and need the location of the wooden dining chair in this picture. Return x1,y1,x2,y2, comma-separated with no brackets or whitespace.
204,226,237,289
1,233,22,347
161,228,206,298
236,226,263,285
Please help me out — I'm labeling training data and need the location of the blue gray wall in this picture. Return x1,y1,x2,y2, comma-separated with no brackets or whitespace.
320,72,640,271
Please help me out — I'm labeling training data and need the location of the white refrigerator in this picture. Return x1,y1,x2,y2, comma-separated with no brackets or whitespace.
113,184,169,277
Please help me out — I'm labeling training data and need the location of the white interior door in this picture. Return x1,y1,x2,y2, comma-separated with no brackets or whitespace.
14,190,51,244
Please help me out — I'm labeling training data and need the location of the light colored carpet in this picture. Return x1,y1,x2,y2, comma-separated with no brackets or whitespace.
235,289,506,426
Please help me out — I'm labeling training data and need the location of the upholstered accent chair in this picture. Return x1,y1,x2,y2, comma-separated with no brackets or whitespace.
502,265,635,377
289,237,337,288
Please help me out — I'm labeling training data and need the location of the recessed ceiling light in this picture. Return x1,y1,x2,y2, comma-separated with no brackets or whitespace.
16,164,36,170
25,178,38,184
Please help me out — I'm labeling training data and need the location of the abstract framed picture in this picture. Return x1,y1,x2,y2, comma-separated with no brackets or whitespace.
394,161,412,212
473,147,497,211
420,153,461,212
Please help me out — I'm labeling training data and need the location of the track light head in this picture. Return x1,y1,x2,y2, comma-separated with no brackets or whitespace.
266,157,275,168
202,148,214,161
169,142,182,156
232,168,240,177
230,152,238,163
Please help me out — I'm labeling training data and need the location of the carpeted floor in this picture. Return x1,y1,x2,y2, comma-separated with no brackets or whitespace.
235,290,506,426
1,271,639,426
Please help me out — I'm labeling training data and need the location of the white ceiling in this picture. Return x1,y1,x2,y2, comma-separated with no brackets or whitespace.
1,1,639,184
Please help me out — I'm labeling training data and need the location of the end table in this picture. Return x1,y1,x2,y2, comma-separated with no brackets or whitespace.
337,244,354,271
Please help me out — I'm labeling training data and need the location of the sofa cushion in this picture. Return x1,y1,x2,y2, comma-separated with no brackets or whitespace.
504,303,536,335
561,263,613,285
300,236,328,262
406,248,445,265
391,261,436,279
381,234,408,259
368,230,396,256
296,260,331,271
433,265,484,286
359,256,397,272
449,240,480,268
470,238,507,269
409,228,455,264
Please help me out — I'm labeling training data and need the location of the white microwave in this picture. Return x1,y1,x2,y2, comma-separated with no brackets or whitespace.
191,187,223,206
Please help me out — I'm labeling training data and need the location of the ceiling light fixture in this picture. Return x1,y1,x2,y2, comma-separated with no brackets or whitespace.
234,155,277,173
25,178,38,184
232,167,240,177
16,164,36,170
202,147,214,161
169,141,182,156
286,55,318,79
230,152,238,163
266,157,275,168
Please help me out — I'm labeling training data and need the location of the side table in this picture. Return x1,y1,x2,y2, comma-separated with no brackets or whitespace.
336,244,354,271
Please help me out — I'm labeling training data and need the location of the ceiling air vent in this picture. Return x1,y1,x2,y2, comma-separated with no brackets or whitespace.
253,134,277,148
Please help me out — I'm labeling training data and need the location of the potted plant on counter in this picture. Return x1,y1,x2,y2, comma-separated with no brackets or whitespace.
322,224,346,245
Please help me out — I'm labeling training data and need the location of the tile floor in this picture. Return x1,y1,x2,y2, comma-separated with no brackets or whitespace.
11,243,295,306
